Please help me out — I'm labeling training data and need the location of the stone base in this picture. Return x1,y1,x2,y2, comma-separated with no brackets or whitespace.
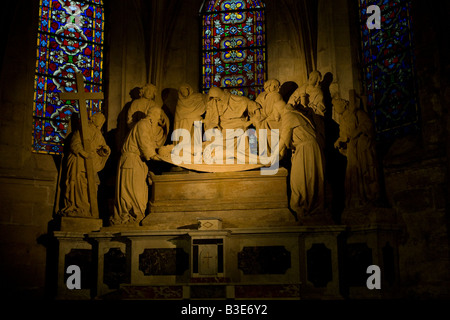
101,283,302,300
59,216,103,232
53,223,403,300
89,226,345,299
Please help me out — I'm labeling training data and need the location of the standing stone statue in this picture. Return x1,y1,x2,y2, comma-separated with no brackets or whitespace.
278,105,325,218
288,71,326,150
255,79,285,151
173,83,208,147
333,96,379,208
174,83,208,133
126,83,170,147
59,113,110,217
127,83,159,128
206,86,262,131
110,108,164,225
204,86,263,162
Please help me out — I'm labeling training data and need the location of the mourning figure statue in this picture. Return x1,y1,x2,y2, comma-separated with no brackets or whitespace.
110,108,165,225
278,104,325,219
203,86,263,162
288,71,326,150
255,79,286,151
174,83,208,136
127,83,159,128
333,97,380,208
59,112,110,217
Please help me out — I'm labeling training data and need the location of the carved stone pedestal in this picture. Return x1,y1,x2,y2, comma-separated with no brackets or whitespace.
52,225,352,300
59,216,103,232
53,220,404,300
342,206,401,299
53,231,95,299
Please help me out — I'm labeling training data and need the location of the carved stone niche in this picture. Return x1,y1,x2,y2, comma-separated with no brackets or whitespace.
192,238,224,278
103,248,128,289
238,246,291,275
306,243,333,288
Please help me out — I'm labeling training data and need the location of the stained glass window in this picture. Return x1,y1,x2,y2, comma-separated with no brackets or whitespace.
201,0,266,100
33,0,104,154
358,0,419,140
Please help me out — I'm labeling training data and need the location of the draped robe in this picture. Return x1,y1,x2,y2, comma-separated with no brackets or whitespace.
288,84,326,150
60,123,109,217
280,109,325,216
111,117,164,225
338,109,379,208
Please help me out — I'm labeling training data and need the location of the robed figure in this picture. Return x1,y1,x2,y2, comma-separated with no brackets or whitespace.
206,87,262,131
127,83,159,128
255,79,285,152
127,83,170,145
174,83,208,137
204,87,262,163
288,71,326,150
333,97,379,208
59,113,110,217
111,108,164,225
279,105,325,218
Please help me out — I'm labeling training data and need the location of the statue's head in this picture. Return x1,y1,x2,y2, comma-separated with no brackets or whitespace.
332,98,348,115
141,83,157,100
308,71,322,86
90,112,105,128
208,86,224,101
264,79,281,93
148,107,161,123
178,84,193,99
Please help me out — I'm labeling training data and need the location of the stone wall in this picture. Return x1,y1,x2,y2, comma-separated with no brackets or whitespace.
384,158,449,297
382,0,450,298
0,0,58,298
316,0,361,101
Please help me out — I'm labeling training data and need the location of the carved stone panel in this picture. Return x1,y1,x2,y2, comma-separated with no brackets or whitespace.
192,239,224,276
104,248,128,289
139,248,189,276
238,246,291,275
307,243,332,288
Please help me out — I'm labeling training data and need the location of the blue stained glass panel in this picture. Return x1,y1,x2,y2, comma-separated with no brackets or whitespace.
33,0,104,154
359,0,419,139
201,0,266,100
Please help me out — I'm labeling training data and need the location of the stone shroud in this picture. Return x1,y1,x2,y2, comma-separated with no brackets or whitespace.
142,167,296,229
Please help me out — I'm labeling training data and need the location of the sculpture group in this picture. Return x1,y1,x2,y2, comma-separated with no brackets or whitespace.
58,71,380,226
